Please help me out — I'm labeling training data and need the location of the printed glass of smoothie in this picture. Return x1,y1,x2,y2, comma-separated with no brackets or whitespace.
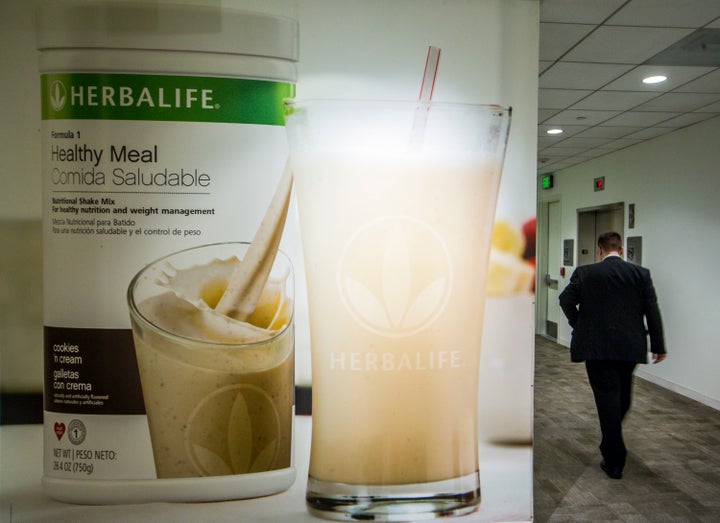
127,242,294,482
285,100,511,520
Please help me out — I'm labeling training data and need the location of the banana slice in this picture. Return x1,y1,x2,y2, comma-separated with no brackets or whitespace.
491,220,526,257
486,248,535,297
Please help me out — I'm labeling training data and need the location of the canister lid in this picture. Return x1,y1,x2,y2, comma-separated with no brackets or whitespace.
37,1,298,62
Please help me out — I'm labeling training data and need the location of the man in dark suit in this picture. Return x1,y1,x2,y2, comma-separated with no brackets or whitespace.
559,231,666,479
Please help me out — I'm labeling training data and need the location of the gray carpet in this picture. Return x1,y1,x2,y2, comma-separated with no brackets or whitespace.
533,335,720,522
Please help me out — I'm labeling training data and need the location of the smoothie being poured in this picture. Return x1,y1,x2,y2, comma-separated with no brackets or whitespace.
140,162,294,343
128,165,296,480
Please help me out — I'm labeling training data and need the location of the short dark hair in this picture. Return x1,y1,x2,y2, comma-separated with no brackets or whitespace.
598,231,622,252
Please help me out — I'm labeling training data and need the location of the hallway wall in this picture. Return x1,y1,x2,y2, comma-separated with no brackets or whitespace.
539,115,720,409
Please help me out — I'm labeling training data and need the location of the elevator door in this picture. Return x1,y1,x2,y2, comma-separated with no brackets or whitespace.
577,204,624,266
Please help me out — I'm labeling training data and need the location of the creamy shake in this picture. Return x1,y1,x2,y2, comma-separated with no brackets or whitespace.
128,245,294,479
293,152,500,484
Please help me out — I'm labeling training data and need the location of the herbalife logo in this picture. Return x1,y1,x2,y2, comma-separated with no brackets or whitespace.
50,81,67,111
186,384,280,476
337,216,453,338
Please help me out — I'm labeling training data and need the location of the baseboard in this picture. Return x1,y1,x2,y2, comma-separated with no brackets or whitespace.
539,335,720,412
556,337,571,348
634,369,720,411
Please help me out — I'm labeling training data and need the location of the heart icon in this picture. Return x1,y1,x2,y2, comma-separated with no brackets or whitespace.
54,422,66,440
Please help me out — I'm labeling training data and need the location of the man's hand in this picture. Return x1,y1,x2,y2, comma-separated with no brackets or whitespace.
652,353,666,364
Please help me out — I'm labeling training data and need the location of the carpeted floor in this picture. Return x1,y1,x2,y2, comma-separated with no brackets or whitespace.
533,335,720,522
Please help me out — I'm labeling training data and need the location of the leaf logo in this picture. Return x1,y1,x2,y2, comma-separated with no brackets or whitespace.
185,384,281,476
49,81,67,112
338,216,453,337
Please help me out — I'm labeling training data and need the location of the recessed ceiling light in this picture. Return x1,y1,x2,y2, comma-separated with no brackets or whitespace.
642,75,667,85
546,128,563,135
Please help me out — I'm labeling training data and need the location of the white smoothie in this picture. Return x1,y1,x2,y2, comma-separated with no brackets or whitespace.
293,151,502,485
130,255,294,479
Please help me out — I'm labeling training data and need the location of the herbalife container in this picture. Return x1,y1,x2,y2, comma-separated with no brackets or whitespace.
37,1,298,503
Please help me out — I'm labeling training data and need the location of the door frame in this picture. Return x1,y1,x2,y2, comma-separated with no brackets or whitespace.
536,197,561,339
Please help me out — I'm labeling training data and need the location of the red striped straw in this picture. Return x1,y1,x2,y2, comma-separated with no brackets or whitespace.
418,46,441,102
410,46,442,150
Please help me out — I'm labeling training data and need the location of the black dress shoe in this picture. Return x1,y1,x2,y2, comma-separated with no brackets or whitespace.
600,460,622,479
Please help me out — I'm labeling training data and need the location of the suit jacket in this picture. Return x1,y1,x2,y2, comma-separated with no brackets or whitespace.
559,256,666,363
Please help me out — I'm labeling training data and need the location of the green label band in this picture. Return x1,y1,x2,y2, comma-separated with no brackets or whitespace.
41,73,295,125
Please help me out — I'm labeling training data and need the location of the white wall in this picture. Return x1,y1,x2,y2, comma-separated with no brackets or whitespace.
540,116,720,409
0,0,43,220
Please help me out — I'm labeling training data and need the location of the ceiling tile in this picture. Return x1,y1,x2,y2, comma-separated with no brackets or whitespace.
603,111,682,126
655,112,718,127
538,88,593,109
624,127,675,140
603,65,716,91
646,29,720,67
553,136,615,148
537,157,575,170
537,151,574,162
576,148,614,158
537,164,560,173
606,0,720,28
696,101,720,112
634,92,720,112
674,69,720,93
571,90,659,111
540,0,627,24
559,158,592,169
575,126,645,139
544,109,621,126
539,62,634,90
538,136,561,149
538,157,587,173
538,108,562,122
538,164,564,175
563,26,694,64
538,109,560,123
537,135,574,149
540,145,594,156
539,23,596,61
596,137,644,150
539,61,555,75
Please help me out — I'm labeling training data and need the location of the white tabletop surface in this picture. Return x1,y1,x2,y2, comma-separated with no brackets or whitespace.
1,416,532,522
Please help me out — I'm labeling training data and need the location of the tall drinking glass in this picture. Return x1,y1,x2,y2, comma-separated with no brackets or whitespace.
285,100,511,521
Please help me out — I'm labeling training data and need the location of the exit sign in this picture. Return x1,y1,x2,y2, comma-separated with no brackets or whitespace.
541,174,554,189
594,176,605,191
